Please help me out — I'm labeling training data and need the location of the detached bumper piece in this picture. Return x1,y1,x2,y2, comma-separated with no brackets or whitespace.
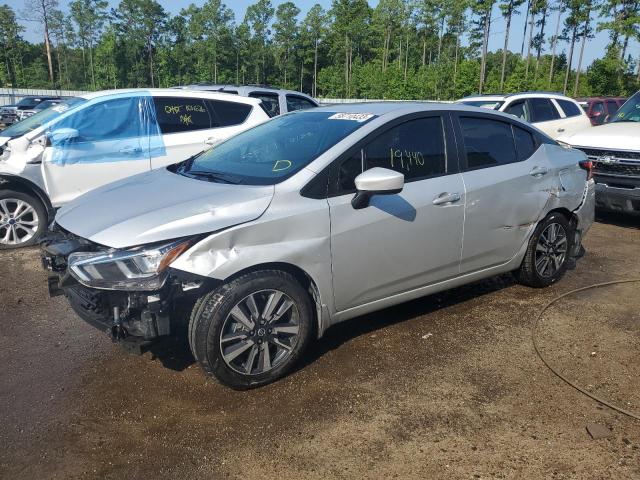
595,183,640,216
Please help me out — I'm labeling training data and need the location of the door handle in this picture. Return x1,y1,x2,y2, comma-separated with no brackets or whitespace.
120,146,142,154
557,128,565,132
530,166,549,177
432,192,461,205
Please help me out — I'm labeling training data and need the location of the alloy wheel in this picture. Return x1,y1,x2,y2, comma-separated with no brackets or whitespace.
535,222,568,278
219,289,300,375
0,198,40,246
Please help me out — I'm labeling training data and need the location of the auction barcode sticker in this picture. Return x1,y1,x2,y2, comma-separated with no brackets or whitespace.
328,112,375,122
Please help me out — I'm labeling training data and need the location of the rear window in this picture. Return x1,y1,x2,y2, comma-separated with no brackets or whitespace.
513,126,537,161
286,95,317,112
153,97,213,134
529,98,560,122
557,99,581,118
207,100,251,127
460,117,517,169
249,92,280,116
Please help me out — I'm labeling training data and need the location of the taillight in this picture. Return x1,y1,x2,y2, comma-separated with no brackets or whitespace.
579,160,593,180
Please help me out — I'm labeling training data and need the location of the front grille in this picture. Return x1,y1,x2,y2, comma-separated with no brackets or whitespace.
593,162,640,177
576,147,640,161
574,147,640,179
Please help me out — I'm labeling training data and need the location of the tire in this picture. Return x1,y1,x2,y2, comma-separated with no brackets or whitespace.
189,270,314,390
517,212,573,288
0,189,48,249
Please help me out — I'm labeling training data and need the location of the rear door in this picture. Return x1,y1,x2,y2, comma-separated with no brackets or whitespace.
553,98,591,135
328,113,465,311
452,113,552,274
150,95,255,169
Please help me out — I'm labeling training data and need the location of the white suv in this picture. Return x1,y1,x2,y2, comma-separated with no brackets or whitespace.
0,89,270,248
457,92,591,139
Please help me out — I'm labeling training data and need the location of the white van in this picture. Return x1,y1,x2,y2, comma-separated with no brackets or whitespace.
0,89,270,248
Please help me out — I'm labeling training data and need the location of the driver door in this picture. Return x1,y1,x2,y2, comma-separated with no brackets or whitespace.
328,114,465,312
41,96,153,206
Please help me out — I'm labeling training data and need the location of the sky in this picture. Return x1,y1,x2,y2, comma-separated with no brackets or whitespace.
10,0,640,69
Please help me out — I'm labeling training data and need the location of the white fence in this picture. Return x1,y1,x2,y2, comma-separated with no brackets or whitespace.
0,88,89,105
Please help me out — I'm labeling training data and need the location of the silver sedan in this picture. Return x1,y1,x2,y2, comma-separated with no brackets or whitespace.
42,102,595,389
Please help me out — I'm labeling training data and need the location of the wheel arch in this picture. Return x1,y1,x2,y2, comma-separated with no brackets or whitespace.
223,262,325,338
0,174,54,221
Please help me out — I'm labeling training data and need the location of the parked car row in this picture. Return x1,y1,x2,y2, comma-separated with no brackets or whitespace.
0,95,63,126
32,95,595,388
0,86,320,247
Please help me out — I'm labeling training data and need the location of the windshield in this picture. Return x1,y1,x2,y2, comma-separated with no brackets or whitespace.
459,100,505,109
34,100,59,110
1,97,87,138
611,91,640,123
174,111,376,185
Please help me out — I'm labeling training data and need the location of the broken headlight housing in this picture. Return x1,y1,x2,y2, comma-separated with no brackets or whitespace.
67,239,191,291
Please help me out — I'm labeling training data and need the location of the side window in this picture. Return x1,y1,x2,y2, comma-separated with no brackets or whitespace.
249,92,280,116
460,116,517,169
286,95,316,112
528,98,560,122
605,100,619,115
153,97,212,134
363,116,446,181
513,126,537,161
557,99,582,118
504,100,529,121
207,100,251,127
591,102,604,115
56,97,143,142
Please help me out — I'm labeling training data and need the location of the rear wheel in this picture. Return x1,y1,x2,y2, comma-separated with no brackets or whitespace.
517,212,572,288
189,270,314,389
0,189,47,249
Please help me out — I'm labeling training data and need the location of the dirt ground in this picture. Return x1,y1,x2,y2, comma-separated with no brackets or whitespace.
1,213,639,479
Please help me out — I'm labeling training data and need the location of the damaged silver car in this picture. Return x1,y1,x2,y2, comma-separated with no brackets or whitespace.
42,103,595,389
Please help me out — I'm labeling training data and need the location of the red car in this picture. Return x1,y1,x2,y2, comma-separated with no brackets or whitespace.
577,97,627,125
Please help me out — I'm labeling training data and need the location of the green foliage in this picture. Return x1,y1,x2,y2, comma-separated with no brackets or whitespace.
0,0,637,98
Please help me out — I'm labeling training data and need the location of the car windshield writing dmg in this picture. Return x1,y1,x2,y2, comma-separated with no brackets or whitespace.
178,111,376,185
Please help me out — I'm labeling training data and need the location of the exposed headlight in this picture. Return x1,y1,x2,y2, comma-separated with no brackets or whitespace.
68,239,192,291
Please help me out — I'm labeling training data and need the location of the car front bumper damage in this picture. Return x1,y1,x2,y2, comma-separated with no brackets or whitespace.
41,229,209,353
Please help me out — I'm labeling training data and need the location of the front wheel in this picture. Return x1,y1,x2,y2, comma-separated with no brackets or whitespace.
189,270,314,389
0,189,47,249
517,212,573,288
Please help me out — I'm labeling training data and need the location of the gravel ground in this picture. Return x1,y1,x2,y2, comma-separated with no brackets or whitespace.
0,213,639,479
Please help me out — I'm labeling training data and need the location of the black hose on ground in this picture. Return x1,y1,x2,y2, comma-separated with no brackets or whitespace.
532,278,640,421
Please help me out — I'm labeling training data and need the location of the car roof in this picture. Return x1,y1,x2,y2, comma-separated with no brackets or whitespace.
311,101,524,119
176,84,318,101
77,88,262,106
460,91,578,102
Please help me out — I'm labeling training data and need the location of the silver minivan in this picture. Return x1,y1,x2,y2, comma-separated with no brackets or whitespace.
42,103,595,389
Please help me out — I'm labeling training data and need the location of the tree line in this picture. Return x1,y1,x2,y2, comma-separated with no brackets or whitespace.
0,0,638,100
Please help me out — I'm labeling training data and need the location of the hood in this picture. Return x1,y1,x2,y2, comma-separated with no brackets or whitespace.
559,122,640,152
56,167,275,249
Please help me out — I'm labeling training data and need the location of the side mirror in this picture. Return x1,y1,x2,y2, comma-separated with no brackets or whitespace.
351,167,404,209
48,128,79,144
